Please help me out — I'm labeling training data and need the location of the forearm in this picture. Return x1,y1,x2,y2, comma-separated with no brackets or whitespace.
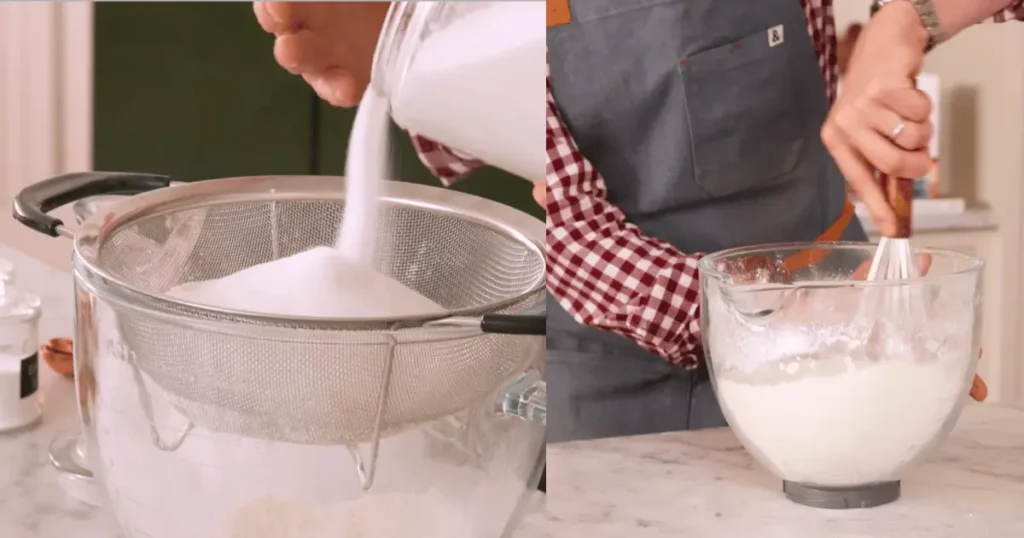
934,0,1021,35
546,80,703,367
878,0,1020,54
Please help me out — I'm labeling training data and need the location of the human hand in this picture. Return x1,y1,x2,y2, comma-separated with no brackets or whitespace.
821,1,933,237
533,181,545,206
254,2,391,107
971,348,988,402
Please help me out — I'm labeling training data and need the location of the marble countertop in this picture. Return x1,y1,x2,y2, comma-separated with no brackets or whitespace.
519,403,1024,537
0,245,115,536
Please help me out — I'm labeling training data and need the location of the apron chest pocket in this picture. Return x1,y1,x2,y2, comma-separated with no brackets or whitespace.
680,26,806,199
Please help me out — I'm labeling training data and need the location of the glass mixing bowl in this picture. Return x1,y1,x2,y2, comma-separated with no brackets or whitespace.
77,294,544,538
698,242,983,509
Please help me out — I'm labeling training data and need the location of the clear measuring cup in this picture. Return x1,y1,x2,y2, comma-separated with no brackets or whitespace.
371,1,546,182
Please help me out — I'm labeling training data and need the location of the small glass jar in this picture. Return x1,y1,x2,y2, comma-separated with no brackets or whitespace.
0,259,43,431
370,1,546,182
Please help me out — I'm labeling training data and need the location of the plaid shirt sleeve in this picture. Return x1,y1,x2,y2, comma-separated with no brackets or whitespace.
408,134,484,187
993,0,1024,21
544,76,703,368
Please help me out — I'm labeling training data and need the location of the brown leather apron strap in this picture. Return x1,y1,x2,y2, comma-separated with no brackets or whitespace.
548,0,572,27
782,198,856,273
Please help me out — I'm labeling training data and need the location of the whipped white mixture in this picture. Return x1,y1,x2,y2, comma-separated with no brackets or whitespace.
715,354,969,486
708,282,975,487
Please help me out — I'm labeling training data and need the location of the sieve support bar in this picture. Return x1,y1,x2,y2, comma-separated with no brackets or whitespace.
13,171,173,237
426,313,546,336
481,313,546,335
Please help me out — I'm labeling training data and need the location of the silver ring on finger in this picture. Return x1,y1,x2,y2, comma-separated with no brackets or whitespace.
888,120,906,141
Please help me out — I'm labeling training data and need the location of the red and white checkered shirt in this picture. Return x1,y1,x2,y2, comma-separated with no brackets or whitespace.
413,0,1024,368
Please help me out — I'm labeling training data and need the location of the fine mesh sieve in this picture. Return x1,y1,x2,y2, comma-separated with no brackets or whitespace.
15,173,546,455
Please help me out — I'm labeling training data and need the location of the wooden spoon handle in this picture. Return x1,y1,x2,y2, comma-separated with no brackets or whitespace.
882,174,913,238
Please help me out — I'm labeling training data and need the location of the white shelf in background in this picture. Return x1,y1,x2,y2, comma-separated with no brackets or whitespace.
854,198,967,217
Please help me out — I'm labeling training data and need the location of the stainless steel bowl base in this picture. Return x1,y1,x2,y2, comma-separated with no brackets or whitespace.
782,480,900,509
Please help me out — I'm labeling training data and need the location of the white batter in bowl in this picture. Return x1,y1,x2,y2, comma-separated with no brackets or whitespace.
699,242,982,508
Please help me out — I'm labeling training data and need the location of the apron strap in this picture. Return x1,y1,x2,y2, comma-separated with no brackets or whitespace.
782,198,856,273
547,0,572,27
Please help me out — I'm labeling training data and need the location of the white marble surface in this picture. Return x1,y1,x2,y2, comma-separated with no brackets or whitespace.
520,403,1024,537
0,245,115,536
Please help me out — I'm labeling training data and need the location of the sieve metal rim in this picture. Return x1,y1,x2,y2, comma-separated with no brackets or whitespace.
71,174,545,329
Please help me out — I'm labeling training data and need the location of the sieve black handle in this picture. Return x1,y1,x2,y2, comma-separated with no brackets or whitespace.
13,172,173,237
480,313,546,335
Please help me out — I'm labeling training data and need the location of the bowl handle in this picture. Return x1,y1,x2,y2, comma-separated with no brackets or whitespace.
13,171,172,238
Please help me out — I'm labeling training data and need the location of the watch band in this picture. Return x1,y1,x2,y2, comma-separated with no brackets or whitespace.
870,0,946,51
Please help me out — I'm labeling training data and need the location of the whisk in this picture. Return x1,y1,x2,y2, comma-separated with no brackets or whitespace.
863,173,926,320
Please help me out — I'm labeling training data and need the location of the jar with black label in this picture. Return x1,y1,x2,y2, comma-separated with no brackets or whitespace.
0,259,42,431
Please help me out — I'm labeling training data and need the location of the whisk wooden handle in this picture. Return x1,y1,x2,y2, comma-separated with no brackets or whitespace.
882,174,913,238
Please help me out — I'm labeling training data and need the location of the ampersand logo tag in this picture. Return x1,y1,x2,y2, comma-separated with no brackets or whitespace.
768,24,785,47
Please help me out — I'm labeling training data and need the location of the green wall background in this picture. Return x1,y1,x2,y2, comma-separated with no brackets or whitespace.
93,2,541,220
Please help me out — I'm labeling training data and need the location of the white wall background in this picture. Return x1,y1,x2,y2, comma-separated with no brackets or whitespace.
0,2,93,270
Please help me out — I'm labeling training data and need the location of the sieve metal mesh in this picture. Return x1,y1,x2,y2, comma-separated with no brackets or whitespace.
86,192,544,446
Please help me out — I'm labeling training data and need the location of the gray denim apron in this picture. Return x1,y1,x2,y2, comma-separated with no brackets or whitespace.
546,0,866,443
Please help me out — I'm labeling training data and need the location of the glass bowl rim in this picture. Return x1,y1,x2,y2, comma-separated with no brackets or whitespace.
697,241,985,291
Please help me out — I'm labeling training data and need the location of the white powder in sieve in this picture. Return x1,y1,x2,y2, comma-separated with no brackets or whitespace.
165,246,443,318
165,92,438,320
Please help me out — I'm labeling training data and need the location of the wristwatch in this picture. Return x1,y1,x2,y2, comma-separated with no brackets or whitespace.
870,0,946,51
